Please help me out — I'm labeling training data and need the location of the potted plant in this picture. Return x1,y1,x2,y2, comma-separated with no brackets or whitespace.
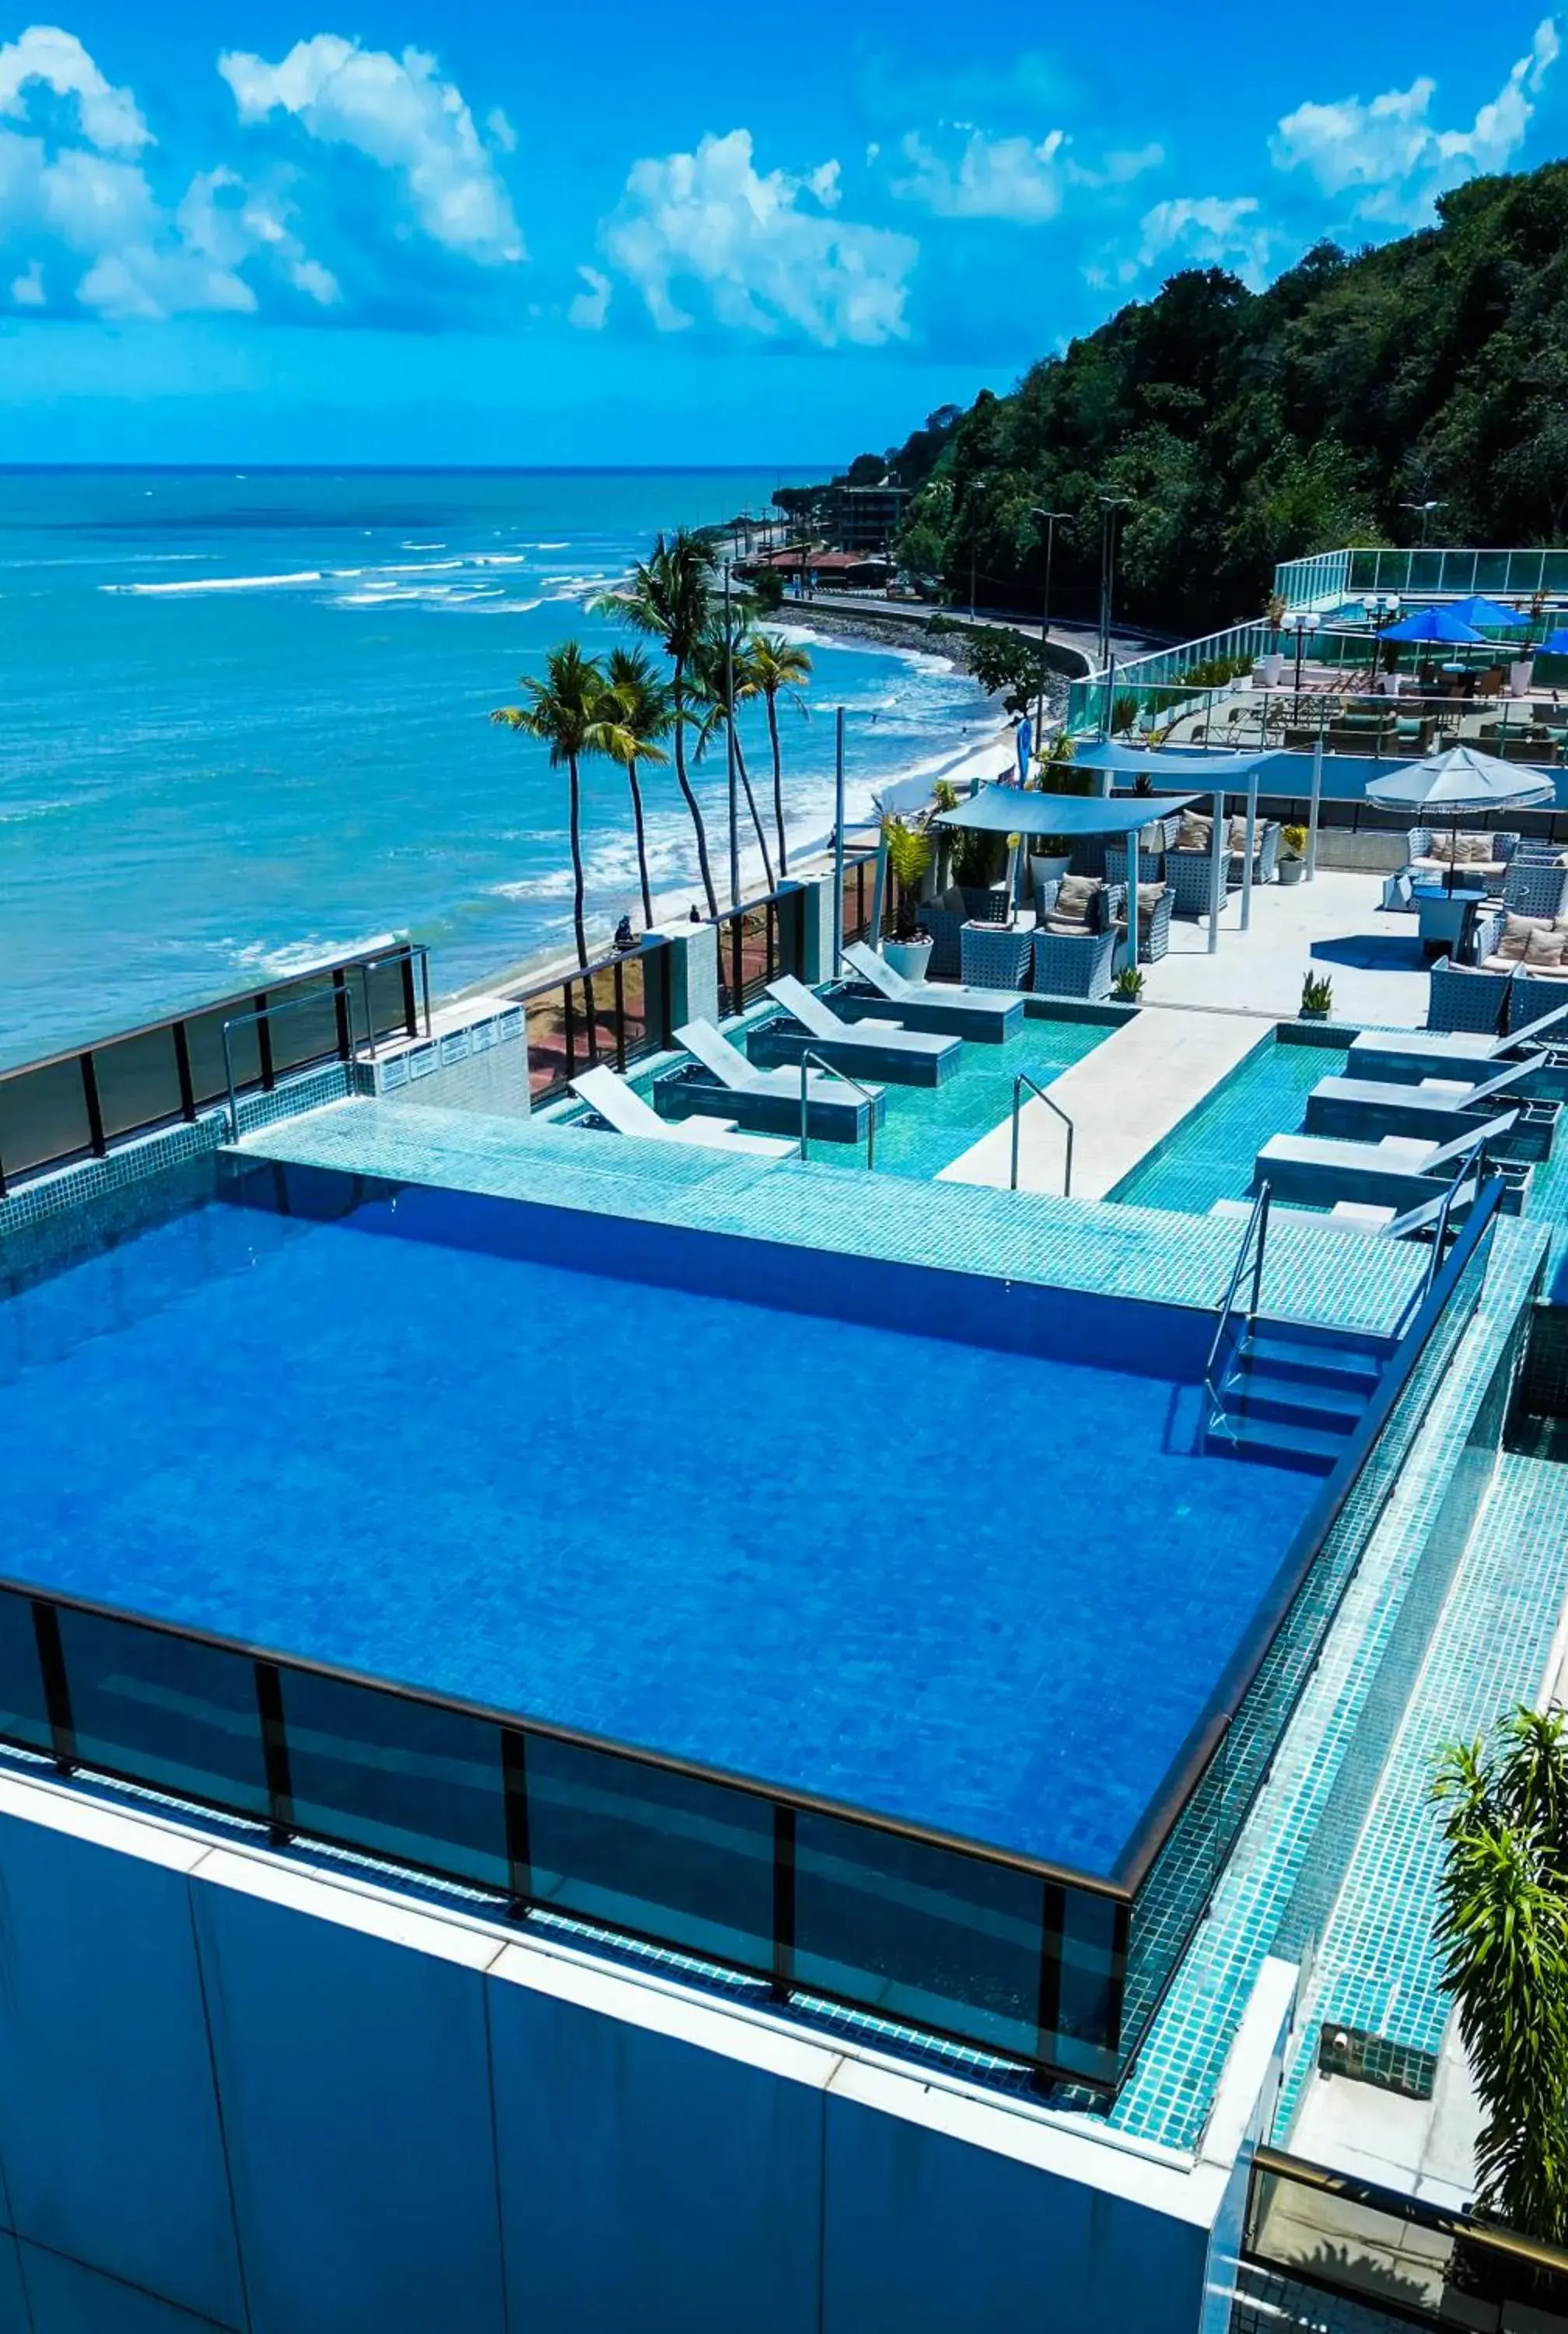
1259,594,1287,687
1113,964,1145,1003
1278,824,1308,886
883,816,935,983
1300,969,1333,1021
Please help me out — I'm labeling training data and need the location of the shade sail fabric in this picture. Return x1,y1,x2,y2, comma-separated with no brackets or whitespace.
933,783,1203,836
1066,740,1274,777
1377,607,1487,646
1364,745,1556,815
1444,594,1531,631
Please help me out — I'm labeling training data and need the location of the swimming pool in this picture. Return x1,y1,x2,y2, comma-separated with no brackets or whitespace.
0,1161,1318,1881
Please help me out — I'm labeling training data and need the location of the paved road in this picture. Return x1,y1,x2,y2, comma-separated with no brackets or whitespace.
776,590,1155,675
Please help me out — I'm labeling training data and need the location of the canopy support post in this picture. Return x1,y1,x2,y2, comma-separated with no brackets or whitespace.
1208,790,1225,955
1127,824,1139,977
1307,734,1323,883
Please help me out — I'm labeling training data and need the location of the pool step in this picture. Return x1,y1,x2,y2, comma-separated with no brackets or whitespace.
1209,1323,1389,1476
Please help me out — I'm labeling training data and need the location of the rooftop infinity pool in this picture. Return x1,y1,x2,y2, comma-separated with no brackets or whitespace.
0,1162,1320,1880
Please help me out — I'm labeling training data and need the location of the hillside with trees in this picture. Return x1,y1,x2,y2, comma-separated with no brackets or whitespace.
851,160,1568,636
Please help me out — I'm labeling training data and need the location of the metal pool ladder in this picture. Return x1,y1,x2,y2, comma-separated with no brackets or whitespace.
1010,1072,1074,1195
1204,1182,1271,1435
798,1050,877,1170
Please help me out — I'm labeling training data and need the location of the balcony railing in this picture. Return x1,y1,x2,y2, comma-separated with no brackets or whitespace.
1277,544,1568,610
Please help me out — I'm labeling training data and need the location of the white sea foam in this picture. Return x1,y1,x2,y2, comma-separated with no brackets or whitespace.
103,570,324,597
228,932,397,980
401,541,446,550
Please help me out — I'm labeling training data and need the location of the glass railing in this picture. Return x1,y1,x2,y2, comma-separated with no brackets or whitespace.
0,943,425,1200
1274,549,1353,610
1246,2146,1568,2331
1276,545,1568,610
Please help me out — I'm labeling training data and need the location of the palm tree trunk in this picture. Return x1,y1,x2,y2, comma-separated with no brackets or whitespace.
766,689,788,876
672,661,719,916
734,733,775,893
625,756,655,928
568,749,594,1029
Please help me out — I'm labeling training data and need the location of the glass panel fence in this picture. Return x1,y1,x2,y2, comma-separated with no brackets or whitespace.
266,982,346,1078
0,1059,93,1181
585,965,621,1069
525,987,572,1101
525,1733,777,1974
791,1810,1054,2065
184,1007,261,1110
278,1668,510,1891
0,1589,52,1753
53,1606,273,1819
617,954,649,1064
738,902,772,1001
90,1027,186,1142
362,954,418,1042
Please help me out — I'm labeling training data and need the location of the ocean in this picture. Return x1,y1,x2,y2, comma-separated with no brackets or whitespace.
0,468,996,1072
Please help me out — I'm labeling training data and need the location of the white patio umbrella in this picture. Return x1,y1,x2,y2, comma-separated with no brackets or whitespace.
1365,745,1556,895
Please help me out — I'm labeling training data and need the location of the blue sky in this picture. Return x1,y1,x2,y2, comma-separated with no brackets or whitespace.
0,1,1562,465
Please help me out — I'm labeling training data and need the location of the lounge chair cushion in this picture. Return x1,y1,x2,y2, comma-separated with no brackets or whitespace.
1226,815,1254,852
1496,914,1552,962
1528,929,1567,969
1044,913,1093,936
1176,813,1212,851
1055,874,1099,920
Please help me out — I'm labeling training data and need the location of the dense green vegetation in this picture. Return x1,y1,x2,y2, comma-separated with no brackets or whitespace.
848,162,1568,634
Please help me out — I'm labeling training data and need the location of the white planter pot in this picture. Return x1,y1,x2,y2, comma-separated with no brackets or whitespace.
1278,858,1305,886
1510,660,1535,698
884,937,934,984
1258,653,1284,686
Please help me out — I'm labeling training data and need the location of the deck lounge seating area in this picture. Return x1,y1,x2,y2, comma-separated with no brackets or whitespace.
1255,1113,1529,1213
750,975,964,1086
569,1065,796,1158
656,1019,885,1144
837,941,1024,1041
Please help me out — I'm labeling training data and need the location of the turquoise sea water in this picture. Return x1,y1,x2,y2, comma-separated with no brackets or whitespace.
0,468,996,1072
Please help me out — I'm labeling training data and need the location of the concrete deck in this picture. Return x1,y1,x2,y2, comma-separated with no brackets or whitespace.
1139,871,1430,1027
938,1009,1266,1200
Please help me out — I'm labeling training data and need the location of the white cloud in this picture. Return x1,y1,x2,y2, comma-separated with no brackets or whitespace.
219,33,523,263
600,128,915,345
9,254,43,302
1272,18,1559,223
1132,194,1273,286
0,25,148,153
567,262,611,329
893,126,1067,222
177,166,340,306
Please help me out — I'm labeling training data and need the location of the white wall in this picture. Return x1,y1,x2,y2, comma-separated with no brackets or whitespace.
0,1768,1283,2334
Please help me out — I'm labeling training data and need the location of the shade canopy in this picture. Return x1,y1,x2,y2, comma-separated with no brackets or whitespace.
1364,744,1556,816
1065,739,1274,778
1538,628,1568,657
1445,593,1531,631
933,783,1202,836
1377,606,1486,646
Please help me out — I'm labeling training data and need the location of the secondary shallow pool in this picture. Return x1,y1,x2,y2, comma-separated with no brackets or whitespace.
0,1161,1320,1883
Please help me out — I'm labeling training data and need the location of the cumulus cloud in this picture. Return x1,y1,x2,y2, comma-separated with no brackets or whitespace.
567,262,611,330
1272,18,1559,224
177,167,339,307
893,127,1068,222
219,34,523,263
1130,194,1273,287
0,24,147,153
600,128,915,345
9,254,43,303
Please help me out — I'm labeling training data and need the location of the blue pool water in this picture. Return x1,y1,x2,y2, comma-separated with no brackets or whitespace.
1111,1033,1351,1216
0,1173,1319,1875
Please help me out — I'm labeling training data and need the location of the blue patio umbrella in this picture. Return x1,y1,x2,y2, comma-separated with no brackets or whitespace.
1015,718,1033,781
1538,629,1568,657
1445,594,1531,631
1377,606,1487,646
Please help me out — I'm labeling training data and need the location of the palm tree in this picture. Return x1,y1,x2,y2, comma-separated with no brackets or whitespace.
491,641,619,990
601,646,671,931
746,631,812,877
1433,1708,1568,2243
691,621,775,895
593,530,719,917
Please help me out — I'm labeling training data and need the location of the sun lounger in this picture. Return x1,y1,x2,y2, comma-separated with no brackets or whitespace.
751,976,962,1087
669,1018,884,1144
1255,1113,1520,1211
1347,1000,1568,1085
569,1065,795,1158
837,941,1024,1042
1210,1180,1479,1239
1304,1058,1552,1150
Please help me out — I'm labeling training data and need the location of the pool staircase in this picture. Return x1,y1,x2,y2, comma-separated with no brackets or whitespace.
1202,1186,1401,1476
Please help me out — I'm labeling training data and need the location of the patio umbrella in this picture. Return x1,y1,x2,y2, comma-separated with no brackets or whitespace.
1365,744,1555,895
1376,607,1487,646
1445,594,1531,632
1538,629,1568,657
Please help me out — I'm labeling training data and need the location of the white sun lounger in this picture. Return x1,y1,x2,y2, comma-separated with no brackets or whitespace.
759,976,962,1085
1255,1113,1517,1210
1348,1000,1568,1083
838,942,1024,1043
1209,1178,1478,1239
674,1018,881,1104
1304,1057,1546,1142
569,1065,795,1158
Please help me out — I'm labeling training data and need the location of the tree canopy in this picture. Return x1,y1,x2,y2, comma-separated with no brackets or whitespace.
875,162,1568,633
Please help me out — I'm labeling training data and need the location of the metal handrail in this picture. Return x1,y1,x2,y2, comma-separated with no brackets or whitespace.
352,941,432,1063
221,982,362,1141
1398,1137,1494,1332
798,1048,877,1169
1204,1182,1271,1429
1010,1071,1074,1193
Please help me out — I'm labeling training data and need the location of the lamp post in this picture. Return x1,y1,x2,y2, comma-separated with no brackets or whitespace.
1282,609,1321,706
1097,496,1128,677
1030,506,1068,767
1361,591,1400,692
1400,499,1444,548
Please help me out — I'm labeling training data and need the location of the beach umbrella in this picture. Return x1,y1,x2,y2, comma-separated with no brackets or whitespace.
1365,745,1556,894
1538,629,1568,657
1446,594,1531,632
1376,606,1487,646
1015,719,1032,783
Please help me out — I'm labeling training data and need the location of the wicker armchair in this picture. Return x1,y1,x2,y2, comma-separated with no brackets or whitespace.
1227,820,1280,887
1066,836,1108,878
1115,887,1172,964
960,923,1034,990
1427,959,1514,1035
1030,926,1117,1001
1166,848,1231,917
919,901,966,982
1503,860,1568,919
1104,844,1167,888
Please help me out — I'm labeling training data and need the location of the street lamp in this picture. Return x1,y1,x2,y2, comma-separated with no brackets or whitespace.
1281,609,1321,702
1097,495,1129,677
1030,506,1069,762
1361,591,1400,693
1401,499,1444,548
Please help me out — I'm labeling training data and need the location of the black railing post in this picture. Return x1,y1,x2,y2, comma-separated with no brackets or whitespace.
80,1053,107,1158
771,1803,796,1998
1034,1879,1065,2078
502,1728,532,1915
254,1661,294,1844
254,995,275,1092
332,968,351,1060
32,1603,75,1768
612,959,627,1074
400,949,418,1039
173,1022,197,1122
563,979,578,1078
